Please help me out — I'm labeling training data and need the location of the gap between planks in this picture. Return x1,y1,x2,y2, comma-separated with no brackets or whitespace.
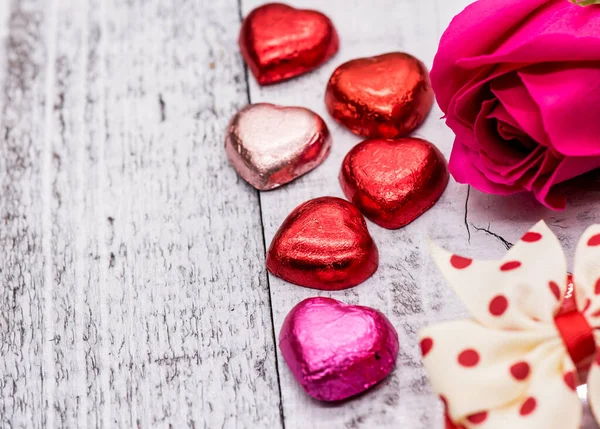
41,1,58,427
236,0,287,427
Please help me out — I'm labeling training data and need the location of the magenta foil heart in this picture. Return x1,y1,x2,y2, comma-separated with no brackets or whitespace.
279,297,399,401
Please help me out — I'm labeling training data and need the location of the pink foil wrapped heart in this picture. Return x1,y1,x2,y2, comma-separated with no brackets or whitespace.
225,103,331,190
279,297,399,401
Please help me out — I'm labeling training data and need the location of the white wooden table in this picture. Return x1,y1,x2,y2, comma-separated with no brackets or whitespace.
1,0,599,428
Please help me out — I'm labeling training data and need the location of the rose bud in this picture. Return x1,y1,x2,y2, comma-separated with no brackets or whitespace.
432,0,600,210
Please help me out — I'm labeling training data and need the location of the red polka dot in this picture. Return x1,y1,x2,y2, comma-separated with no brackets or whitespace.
564,372,576,391
510,361,530,381
595,279,600,295
458,349,480,367
489,295,509,316
467,411,488,424
421,338,433,357
591,309,600,318
521,232,542,242
588,234,600,247
584,299,592,313
500,261,522,271
520,397,537,416
451,255,472,269
549,281,561,300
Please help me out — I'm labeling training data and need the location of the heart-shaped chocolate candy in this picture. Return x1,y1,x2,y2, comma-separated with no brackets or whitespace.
225,103,331,190
325,52,434,138
239,3,339,85
340,138,448,229
267,197,378,290
279,297,399,401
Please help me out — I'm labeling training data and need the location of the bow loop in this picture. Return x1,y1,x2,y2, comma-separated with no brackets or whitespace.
421,320,579,428
429,221,566,329
574,225,600,321
421,222,600,428
572,225,600,420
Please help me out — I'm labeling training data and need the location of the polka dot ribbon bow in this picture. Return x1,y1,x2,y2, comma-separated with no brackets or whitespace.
420,221,600,429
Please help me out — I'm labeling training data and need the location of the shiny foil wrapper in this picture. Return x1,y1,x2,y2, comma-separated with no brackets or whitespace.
325,52,434,138
239,3,339,85
225,103,331,191
279,297,399,402
340,138,449,229
266,197,378,290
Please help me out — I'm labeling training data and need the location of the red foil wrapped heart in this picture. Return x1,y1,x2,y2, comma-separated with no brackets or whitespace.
225,103,331,190
279,297,399,402
266,197,378,290
239,3,339,85
340,138,449,229
325,52,434,138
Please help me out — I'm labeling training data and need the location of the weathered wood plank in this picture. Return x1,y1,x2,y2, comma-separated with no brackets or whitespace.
1,0,283,428
88,0,283,426
46,0,87,427
2,0,598,427
94,0,284,426
84,1,112,425
239,1,463,427
0,1,53,426
240,0,600,428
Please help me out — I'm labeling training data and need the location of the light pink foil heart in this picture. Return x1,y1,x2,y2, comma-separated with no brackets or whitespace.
279,297,399,401
225,103,331,190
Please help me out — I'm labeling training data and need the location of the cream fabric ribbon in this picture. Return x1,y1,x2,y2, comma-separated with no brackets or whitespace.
420,221,600,428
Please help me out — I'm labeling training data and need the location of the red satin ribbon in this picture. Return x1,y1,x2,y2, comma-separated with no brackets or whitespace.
554,276,597,375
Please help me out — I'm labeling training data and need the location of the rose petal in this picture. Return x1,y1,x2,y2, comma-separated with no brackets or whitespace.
431,0,550,112
487,104,528,142
532,156,600,210
519,64,600,157
459,35,600,69
525,151,562,191
502,146,546,182
448,141,523,196
490,73,550,147
450,96,546,194
473,100,547,187
495,121,528,143
475,100,526,175
456,1,600,68
446,115,479,153
450,68,496,130
488,106,545,178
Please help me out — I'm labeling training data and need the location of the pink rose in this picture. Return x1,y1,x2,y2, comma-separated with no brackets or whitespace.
432,0,600,210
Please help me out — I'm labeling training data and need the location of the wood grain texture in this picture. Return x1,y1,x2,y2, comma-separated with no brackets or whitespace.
239,1,471,427
240,1,600,428
1,0,599,428
0,1,282,428
1,1,51,426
